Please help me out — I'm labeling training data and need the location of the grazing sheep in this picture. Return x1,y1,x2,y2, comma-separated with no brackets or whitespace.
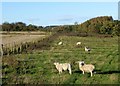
76,61,95,77
58,41,63,45
76,42,81,45
85,46,91,53
54,62,72,74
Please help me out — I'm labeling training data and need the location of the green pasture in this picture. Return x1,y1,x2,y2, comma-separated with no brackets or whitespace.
2,36,119,84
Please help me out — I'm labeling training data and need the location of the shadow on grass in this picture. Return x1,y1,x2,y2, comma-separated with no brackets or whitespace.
94,70,120,74
74,70,82,74
74,70,120,74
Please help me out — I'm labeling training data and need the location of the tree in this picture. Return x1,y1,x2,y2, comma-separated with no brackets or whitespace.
16,22,26,31
74,22,79,32
2,22,12,32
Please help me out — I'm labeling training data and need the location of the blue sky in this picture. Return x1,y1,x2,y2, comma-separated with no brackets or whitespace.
2,2,118,26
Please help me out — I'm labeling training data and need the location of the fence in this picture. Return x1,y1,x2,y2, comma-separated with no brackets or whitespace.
1,32,61,56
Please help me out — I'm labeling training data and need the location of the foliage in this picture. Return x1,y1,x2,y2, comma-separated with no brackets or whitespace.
1,16,120,36
77,16,120,36
2,22,43,31
53,16,120,36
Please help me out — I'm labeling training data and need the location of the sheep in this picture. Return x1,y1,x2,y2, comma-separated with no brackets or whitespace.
76,61,95,77
58,41,63,45
76,42,81,45
85,46,91,53
54,62,72,75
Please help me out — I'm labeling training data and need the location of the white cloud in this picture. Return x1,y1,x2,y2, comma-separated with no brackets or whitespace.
27,18,41,22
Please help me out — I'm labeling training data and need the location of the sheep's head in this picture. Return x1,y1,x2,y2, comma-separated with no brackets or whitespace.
54,62,59,66
80,61,84,66
76,61,85,66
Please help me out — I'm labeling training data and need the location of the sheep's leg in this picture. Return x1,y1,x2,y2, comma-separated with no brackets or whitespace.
59,71,61,74
59,70,62,74
69,69,72,75
68,64,72,75
82,71,84,74
60,70,62,74
90,71,93,77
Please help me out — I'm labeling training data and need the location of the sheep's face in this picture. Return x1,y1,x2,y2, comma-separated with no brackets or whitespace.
79,61,85,66
54,62,59,66
81,62,84,66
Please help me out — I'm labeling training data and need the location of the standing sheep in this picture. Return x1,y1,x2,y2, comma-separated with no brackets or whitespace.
76,61,95,77
54,62,72,75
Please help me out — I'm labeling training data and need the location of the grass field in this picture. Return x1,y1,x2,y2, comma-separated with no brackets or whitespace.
2,35,120,84
1,31,50,46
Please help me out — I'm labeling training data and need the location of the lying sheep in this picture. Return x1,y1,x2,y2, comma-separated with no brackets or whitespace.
76,42,81,45
58,41,63,45
54,62,72,75
76,61,95,77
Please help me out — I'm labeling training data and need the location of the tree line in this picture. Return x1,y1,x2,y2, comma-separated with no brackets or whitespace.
1,16,120,36
53,16,120,36
77,16,120,36
1,22,44,31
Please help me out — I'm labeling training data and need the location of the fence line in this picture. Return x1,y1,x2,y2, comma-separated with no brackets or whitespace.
1,41,32,56
1,33,61,56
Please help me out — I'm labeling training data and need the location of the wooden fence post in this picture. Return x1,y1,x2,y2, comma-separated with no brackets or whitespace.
11,44,14,54
21,42,23,53
13,42,17,54
3,44,7,55
25,42,28,49
1,44,3,57
17,44,20,54
20,43,22,53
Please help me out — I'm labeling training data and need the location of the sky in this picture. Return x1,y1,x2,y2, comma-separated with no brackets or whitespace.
1,2,118,26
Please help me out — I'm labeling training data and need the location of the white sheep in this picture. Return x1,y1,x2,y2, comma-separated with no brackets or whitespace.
85,46,91,52
76,61,95,77
58,41,63,45
54,62,72,75
76,42,81,45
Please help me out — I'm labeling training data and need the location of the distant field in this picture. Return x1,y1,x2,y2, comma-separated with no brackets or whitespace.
2,35,119,84
0,31,47,35
0,31,50,48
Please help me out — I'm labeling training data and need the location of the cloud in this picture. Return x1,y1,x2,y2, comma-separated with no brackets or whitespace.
58,18,74,22
27,18,41,22
57,15,74,22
